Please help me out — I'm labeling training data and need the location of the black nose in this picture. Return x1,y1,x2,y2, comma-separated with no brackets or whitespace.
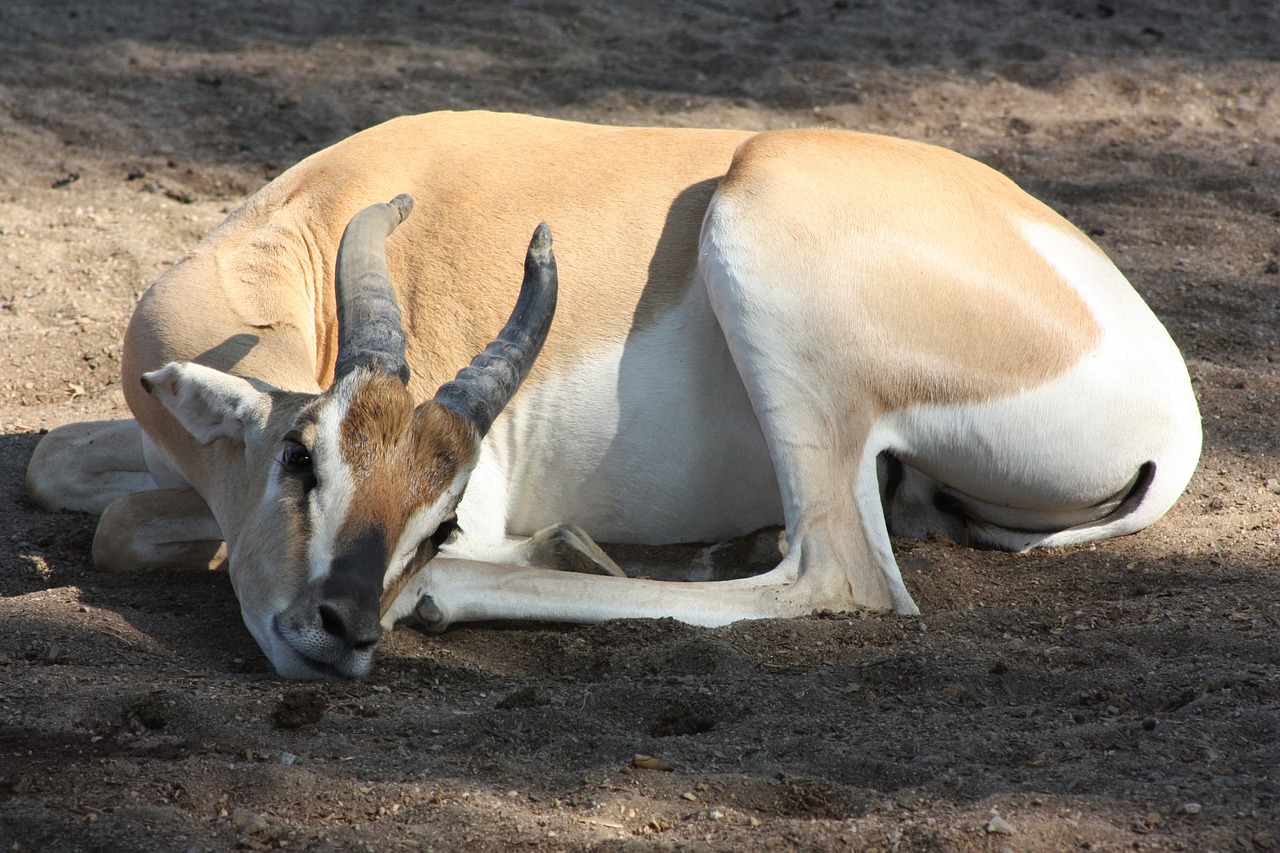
318,529,389,650
317,599,382,650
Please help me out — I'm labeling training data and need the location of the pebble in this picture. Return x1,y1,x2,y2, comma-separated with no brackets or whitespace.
985,815,1017,835
1181,802,1202,815
231,807,269,834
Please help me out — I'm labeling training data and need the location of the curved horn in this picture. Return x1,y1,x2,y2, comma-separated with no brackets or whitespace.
433,222,557,437
333,194,414,386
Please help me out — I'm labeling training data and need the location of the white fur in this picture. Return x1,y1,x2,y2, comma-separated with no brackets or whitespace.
305,390,358,583
463,283,782,545
874,222,1200,551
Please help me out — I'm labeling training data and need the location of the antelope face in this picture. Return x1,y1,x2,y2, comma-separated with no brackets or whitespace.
265,372,479,677
142,197,557,678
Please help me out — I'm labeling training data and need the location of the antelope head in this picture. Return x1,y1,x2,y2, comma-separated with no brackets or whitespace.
141,196,557,678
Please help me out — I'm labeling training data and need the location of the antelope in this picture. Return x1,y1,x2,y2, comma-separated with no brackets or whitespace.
26,111,1202,679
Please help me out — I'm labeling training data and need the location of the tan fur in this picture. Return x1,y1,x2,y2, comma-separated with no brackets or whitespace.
184,115,742,378
120,113,754,504
715,129,1100,410
336,374,475,552
125,115,1100,461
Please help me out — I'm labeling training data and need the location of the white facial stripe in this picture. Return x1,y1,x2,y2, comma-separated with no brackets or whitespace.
305,387,358,582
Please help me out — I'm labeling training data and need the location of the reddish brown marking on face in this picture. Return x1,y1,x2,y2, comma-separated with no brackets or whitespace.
335,372,477,575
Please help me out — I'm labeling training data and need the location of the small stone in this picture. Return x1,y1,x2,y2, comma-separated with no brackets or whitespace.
1181,802,1202,815
632,754,675,772
277,752,298,766
231,807,268,834
985,815,1017,835
1266,478,1280,495
708,809,725,821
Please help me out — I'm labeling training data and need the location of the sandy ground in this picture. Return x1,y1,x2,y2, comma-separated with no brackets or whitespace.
1,1,1278,850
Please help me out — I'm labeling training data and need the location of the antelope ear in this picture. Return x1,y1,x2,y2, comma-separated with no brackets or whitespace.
141,362,267,444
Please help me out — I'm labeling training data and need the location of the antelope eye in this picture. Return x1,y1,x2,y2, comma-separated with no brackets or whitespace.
280,440,318,492
280,441,313,473
431,518,459,549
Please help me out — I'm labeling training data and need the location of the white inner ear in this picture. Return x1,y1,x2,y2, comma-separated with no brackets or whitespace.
143,362,267,445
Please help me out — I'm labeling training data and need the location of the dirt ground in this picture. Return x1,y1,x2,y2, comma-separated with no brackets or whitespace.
1,1,1278,850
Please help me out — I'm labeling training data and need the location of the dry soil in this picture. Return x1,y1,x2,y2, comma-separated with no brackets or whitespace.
1,1,1278,851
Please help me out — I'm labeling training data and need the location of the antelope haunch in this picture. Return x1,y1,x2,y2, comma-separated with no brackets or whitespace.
26,111,1201,679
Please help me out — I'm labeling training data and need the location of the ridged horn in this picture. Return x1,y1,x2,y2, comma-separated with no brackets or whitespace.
433,222,557,437
333,194,414,386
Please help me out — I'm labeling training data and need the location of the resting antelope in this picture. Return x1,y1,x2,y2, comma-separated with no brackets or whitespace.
27,111,1201,679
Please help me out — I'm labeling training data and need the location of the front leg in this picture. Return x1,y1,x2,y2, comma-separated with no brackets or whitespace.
396,556,817,633
439,523,625,577
519,524,627,577
26,420,156,515
93,488,226,572
387,523,624,631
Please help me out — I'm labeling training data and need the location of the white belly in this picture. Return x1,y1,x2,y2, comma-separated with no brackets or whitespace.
458,286,782,544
